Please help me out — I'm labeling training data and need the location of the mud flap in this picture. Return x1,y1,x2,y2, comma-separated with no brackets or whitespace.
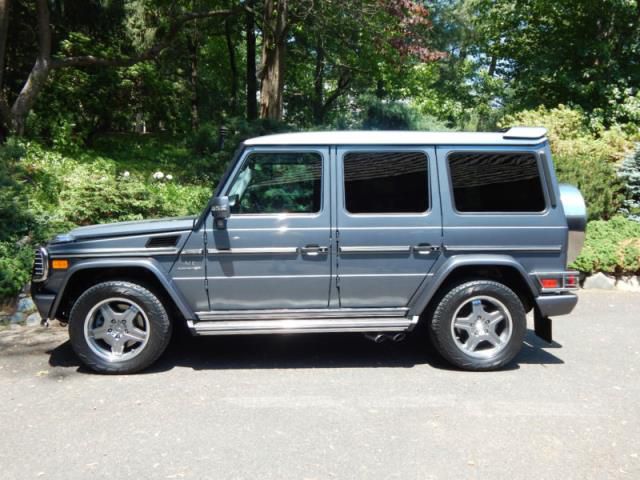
534,308,553,343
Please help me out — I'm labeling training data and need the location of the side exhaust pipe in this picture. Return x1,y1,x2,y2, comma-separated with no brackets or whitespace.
364,332,407,343
391,333,406,342
364,333,387,344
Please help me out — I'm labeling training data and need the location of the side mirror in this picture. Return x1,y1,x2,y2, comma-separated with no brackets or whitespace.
211,196,230,229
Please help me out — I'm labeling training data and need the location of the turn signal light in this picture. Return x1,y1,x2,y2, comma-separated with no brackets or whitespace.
51,259,69,270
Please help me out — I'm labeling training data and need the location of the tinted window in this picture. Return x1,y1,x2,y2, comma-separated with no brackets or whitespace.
344,151,428,213
448,152,545,212
228,152,322,214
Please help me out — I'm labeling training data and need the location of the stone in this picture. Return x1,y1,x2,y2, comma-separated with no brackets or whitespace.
9,312,24,324
616,276,640,292
25,312,42,327
582,272,616,290
16,296,36,313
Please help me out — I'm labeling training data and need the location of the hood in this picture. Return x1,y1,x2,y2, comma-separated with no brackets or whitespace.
54,216,197,243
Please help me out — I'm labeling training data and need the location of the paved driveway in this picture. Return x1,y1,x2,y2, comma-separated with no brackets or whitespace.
0,290,638,479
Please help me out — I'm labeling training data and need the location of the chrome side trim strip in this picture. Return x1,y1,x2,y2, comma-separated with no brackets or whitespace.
196,307,409,321
190,317,413,335
339,246,411,254
206,247,299,255
444,245,562,253
181,248,204,255
49,247,179,258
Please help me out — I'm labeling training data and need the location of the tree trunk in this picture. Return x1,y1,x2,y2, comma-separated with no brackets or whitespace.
245,0,257,121
225,18,238,115
9,0,51,135
312,35,325,124
259,0,287,120
0,0,10,136
488,54,497,77
0,0,9,90
188,31,200,131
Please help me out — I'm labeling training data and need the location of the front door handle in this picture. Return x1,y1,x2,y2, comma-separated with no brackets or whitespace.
413,243,441,254
300,244,329,256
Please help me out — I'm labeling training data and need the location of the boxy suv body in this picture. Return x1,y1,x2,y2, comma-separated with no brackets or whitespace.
31,128,586,373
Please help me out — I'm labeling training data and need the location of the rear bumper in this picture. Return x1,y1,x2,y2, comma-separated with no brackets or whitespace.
535,293,578,317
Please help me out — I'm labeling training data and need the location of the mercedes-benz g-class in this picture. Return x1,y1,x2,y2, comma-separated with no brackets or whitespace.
31,127,586,373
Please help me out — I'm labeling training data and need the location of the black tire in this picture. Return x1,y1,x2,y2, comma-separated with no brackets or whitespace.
428,280,526,371
69,281,172,374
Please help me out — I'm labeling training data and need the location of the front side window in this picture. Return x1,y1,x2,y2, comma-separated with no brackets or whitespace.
448,152,546,213
343,151,429,214
227,152,322,214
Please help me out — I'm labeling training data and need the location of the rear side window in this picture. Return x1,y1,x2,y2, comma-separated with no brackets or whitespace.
343,151,429,214
448,152,546,212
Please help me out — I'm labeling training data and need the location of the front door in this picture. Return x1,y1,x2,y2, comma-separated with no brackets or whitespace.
335,146,442,307
205,147,332,310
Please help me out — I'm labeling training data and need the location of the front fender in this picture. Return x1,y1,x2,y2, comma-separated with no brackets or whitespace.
46,258,196,321
407,254,539,317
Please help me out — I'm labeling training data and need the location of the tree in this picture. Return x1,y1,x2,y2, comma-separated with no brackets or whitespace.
468,0,640,119
258,0,288,120
0,0,243,136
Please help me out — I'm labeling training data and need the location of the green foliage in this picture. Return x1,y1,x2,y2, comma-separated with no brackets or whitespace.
618,144,640,220
572,217,640,275
0,140,38,299
0,137,213,301
0,243,33,300
501,105,636,220
0,140,32,243
362,99,417,130
554,152,624,221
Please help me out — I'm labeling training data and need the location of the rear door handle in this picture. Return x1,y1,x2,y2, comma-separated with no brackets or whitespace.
300,244,329,256
413,243,440,254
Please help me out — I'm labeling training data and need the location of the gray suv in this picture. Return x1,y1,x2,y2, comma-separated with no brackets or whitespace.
31,128,586,373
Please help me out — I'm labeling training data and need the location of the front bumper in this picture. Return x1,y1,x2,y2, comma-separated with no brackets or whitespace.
32,291,55,321
535,293,578,317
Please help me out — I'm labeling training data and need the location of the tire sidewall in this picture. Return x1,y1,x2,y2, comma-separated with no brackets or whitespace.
69,281,172,374
429,280,526,371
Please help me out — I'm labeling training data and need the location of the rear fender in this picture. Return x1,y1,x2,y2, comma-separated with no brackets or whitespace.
407,254,539,317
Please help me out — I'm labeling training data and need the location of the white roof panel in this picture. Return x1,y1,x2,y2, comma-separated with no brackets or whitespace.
244,128,547,147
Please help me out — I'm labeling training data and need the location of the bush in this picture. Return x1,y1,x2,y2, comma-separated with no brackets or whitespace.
501,105,636,220
0,138,214,301
618,143,640,220
555,152,624,221
0,242,33,300
571,216,640,275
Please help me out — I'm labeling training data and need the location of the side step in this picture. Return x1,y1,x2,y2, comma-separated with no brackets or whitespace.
189,309,418,336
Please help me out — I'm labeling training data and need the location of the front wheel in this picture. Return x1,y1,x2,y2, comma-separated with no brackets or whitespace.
428,280,526,371
69,281,172,374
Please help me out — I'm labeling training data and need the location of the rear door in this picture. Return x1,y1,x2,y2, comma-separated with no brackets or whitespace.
335,146,442,307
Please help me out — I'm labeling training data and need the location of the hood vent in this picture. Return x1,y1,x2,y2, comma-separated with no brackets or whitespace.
146,235,180,248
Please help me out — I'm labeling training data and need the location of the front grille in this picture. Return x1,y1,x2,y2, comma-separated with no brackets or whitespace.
32,247,49,282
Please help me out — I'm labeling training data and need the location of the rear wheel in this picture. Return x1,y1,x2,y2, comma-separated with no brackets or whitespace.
428,280,526,371
69,281,172,374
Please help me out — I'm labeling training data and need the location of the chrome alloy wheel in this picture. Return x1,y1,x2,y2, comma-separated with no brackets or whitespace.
450,295,513,359
83,297,150,362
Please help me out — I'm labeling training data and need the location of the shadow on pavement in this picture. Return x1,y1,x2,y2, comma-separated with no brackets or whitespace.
47,328,564,374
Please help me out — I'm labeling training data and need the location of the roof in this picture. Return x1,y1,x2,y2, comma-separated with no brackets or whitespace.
244,127,548,147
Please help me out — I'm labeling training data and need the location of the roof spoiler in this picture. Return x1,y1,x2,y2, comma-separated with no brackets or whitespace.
502,127,547,140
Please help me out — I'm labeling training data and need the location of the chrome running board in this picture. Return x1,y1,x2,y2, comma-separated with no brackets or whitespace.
189,308,418,336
